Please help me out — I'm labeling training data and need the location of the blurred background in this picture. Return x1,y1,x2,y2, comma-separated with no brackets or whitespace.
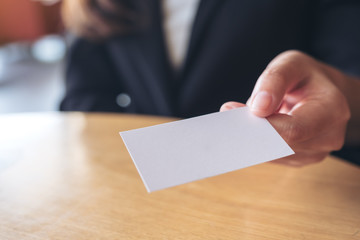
0,0,65,114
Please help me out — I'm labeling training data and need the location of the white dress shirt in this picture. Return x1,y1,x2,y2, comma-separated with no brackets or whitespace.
162,0,201,69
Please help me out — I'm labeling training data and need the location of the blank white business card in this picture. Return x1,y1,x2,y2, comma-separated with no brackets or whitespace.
120,107,294,192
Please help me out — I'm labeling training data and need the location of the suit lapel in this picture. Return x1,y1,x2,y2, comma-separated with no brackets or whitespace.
179,0,226,82
108,0,175,116
138,0,176,112
108,0,226,116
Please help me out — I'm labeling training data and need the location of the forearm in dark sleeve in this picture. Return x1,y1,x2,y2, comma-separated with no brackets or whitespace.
60,38,124,112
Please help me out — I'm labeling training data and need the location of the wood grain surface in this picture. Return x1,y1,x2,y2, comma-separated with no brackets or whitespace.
0,112,359,240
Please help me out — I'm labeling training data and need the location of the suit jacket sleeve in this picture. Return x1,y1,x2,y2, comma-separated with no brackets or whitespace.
310,0,360,163
60,38,124,112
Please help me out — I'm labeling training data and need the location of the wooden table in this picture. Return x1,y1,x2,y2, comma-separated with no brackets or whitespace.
0,112,359,240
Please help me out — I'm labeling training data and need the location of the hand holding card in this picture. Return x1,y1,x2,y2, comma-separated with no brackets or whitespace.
120,107,294,192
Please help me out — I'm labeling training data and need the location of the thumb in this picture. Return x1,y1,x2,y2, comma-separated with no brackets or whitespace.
248,51,310,117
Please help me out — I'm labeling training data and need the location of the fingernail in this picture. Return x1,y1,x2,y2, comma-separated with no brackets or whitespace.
222,105,235,111
251,91,272,111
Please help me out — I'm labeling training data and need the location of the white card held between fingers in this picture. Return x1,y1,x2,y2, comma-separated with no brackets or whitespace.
120,107,294,192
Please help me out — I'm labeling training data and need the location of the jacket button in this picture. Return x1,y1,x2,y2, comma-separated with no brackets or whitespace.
116,93,131,108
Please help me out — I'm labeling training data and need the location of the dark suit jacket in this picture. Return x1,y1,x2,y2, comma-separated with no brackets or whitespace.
60,0,360,162
60,0,360,117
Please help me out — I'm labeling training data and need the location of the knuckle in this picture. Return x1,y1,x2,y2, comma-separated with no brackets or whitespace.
325,141,342,152
262,67,287,85
342,100,351,122
263,67,282,77
279,50,307,62
284,49,304,57
265,52,306,81
320,132,346,152
332,138,345,151
333,131,346,151
332,90,351,123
